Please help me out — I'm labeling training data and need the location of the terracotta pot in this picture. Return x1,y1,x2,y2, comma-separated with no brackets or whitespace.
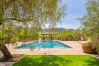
97,52,99,55
82,42,95,54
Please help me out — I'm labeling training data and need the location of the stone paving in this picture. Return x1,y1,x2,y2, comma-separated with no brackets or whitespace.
0,62,15,66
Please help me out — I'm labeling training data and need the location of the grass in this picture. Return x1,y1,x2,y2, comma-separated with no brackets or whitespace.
13,55,99,66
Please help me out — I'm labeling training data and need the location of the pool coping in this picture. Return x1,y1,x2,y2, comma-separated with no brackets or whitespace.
15,40,72,49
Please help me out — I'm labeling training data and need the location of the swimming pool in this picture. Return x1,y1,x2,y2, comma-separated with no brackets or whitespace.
16,40,71,49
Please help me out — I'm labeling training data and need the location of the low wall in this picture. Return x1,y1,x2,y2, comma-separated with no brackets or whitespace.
0,50,4,60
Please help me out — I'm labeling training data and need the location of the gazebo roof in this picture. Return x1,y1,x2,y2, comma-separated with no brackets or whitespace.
42,32,54,35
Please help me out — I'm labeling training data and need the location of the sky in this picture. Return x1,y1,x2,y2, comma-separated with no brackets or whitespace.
57,0,87,29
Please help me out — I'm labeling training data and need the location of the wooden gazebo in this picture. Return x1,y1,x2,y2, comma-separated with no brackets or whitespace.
42,32,54,40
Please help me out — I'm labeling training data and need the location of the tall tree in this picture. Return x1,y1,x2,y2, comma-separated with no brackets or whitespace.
82,0,99,52
0,0,65,60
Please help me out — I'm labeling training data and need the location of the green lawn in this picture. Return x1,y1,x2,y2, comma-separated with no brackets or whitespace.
13,55,99,66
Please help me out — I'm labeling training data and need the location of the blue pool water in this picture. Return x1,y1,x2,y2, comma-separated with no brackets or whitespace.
16,40,71,48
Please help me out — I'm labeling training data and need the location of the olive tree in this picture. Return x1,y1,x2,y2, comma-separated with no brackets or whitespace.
0,0,65,60
82,0,99,52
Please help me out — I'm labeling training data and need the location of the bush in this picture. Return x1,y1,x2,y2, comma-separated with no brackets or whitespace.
53,30,87,41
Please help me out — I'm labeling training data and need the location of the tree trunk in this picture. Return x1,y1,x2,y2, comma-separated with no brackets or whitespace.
0,44,12,61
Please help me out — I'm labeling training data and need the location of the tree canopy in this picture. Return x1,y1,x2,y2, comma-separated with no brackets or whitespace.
0,0,65,27
0,0,66,60
0,0,65,45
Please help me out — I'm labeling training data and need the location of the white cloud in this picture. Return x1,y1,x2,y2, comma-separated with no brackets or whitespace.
56,24,81,29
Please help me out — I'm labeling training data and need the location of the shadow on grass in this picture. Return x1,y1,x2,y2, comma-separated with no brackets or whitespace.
84,56,99,66
13,55,99,66
13,55,72,66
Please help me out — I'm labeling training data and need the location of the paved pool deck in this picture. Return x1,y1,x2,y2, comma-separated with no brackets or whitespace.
6,41,88,55
0,62,15,66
